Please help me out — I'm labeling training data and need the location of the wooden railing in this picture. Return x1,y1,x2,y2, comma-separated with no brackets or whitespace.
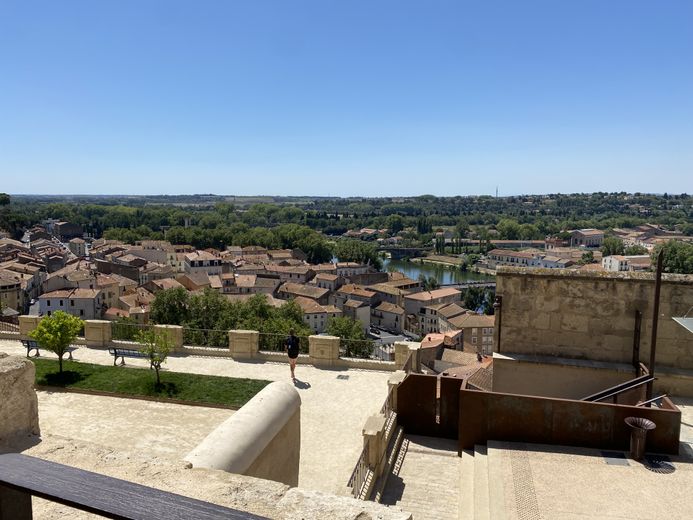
0,453,268,520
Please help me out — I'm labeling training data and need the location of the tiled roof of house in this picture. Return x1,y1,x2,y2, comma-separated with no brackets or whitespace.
278,282,329,300
338,284,376,298
404,288,460,301
374,302,405,315
40,288,100,299
448,313,495,329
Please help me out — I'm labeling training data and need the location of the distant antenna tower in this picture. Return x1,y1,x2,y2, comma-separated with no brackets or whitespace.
496,186,499,198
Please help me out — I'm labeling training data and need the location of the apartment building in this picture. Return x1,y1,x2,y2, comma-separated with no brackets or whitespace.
446,313,495,354
294,296,342,333
570,229,604,248
371,302,405,333
0,270,23,312
334,284,377,309
39,288,102,319
68,238,86,257
403,287,461,316
184,251,223,276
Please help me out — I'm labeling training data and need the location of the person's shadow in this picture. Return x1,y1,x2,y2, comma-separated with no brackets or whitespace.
293,378,311,390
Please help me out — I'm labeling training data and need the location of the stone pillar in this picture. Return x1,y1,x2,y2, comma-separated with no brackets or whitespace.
229,330,259,359
154,324,184,352
0,355,40,451
18,316,42,340
308,335,340,367
84,320,112,348
394,341,421,372
387,370,407,413
363,414,387,476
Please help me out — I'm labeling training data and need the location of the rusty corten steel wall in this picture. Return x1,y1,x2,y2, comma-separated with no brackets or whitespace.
439,376,463,438
397,373,464,439
397,374,438,436
459,388,681,454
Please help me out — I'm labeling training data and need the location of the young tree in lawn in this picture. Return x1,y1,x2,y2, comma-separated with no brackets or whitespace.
29,311,83,373
138,329,172,387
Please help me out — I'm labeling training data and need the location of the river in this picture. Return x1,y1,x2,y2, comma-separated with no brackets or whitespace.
382,258,494,286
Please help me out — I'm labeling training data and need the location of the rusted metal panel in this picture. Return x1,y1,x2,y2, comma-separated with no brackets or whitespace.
397,373,438,436
439,377,463,439
459,389,681,454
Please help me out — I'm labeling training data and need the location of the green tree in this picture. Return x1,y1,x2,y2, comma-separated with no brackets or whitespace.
654,240,693,274
326,316,373,358
0,193,10,206
29,311,83,373
334,239,382,269
455,217,469,240
624,244,648,256
418,274,440,291
601,237,625,256
496,219,521,240
386,214,405,234
579,251,595,265
137,329,172,386
519,223,541,240
150,287,190,325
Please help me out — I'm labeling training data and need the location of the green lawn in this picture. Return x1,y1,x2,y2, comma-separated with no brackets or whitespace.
33,358,270,408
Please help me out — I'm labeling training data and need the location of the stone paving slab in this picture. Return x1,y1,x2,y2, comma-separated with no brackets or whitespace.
0,340,390,495
488,440,693,520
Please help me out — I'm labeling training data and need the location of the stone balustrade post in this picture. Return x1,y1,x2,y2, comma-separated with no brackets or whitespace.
387,370,407,414
394,341,421,372
228,330,259,359
308,335,340,367
18,316,42,340
84,320,112,348
153,324,184,352
362,414,387,477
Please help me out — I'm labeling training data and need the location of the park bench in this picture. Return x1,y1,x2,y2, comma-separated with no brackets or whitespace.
0,452,267,520
108,346,159,369
21,340,76,360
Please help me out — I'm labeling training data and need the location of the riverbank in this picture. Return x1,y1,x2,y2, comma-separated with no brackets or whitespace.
383,258,494,285
412,254,464,267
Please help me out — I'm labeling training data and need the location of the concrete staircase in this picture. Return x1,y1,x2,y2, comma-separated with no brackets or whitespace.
380,435,460,520
458,443,509,520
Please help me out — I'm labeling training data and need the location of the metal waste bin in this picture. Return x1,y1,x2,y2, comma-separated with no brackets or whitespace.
624,417,656,460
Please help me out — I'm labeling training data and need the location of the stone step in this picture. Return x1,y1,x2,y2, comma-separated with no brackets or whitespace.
459,449,475,520
381,435,460,520
486,442,507,520
474,444,490,520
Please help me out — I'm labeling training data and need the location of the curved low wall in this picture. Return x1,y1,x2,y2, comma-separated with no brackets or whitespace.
185,380,301,486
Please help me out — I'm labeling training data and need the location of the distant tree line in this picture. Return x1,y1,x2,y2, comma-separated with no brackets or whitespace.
1,193,691,259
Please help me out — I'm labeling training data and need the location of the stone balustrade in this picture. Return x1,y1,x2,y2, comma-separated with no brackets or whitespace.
13,316,419,372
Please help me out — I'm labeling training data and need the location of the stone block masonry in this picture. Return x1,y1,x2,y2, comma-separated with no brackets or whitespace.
495,267,693,370
0,354,40,450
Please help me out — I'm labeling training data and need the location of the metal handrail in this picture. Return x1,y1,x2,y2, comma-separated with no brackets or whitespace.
636,394,667,407
581,374,654,402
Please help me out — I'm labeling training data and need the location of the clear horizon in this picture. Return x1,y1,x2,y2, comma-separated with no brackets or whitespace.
5,191,689,198
2,1,692,196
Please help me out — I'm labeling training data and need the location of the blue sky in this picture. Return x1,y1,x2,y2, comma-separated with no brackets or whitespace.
1,1,691,196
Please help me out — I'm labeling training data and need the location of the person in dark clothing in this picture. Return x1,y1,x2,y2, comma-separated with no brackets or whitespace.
285,329,300,380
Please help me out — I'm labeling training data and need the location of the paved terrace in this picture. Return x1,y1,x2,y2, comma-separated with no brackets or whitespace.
0,339,390,495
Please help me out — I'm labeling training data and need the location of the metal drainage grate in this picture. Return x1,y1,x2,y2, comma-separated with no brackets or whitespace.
336,375,350,380
601,451,630,466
